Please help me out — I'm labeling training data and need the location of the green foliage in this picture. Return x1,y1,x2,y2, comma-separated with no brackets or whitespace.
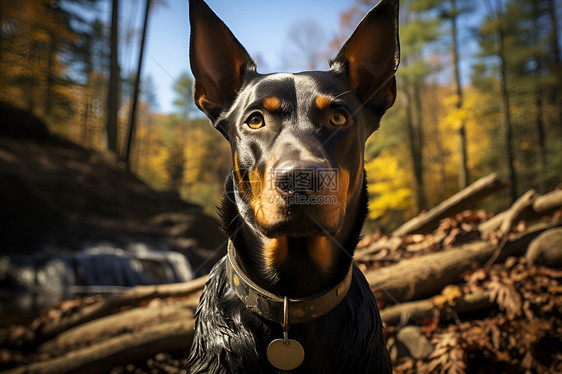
472,0,562,195
172,72,196,119
350,0,561,231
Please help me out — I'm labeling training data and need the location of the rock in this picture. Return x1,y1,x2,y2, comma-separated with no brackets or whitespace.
387,336,410,362
526,228,562,267
396,326,434,360
0,101,51,141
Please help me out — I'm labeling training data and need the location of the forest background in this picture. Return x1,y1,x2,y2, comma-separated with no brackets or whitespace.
1,0,561,232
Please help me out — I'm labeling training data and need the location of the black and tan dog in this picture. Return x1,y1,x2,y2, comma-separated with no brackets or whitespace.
186,0,399,372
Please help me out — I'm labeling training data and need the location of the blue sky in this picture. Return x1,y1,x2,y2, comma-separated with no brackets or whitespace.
140,0,356,113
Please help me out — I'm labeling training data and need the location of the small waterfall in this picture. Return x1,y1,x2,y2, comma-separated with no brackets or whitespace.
0,242,193,315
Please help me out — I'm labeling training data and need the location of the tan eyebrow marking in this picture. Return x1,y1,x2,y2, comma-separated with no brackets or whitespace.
315,95,332,110
262,96,281,112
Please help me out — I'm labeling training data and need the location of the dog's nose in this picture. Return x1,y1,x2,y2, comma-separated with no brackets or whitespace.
273,160,326,195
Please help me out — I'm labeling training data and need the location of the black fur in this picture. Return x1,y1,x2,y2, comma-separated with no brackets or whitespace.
186,178,392,373
187,260,390,374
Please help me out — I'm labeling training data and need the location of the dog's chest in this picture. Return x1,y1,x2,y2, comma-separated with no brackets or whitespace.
187,259,390,374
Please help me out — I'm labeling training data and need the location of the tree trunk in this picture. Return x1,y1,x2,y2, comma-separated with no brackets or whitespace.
381,291,492,326
405,83,426,212
44,32,55,118
106,0,120,154
81,98,90,147
531,1,547,191
25,47,36,113
525,227,562,267
497,22,517,203
144,112,152,175
479,187,562,234
450,0,469,189
122,0,151,167
429,80,447,201
36,275,208,344
414,81,426,210
5,320,194,374
546,0,562,130
38,303,194,357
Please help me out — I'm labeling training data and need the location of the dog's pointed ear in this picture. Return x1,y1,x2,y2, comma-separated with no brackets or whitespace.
331,0,400,117
189,0,255,124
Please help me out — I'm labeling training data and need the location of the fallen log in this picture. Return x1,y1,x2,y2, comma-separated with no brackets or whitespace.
38,303,194,357
366,222,559,306
381,291,492,326
482,190,539,266
354,236,402,260
498,189,537,235
35,275,207,344
525,227,562,267
5,319,195,374
392,173,506,237
531,186,562,214
479,187,562,235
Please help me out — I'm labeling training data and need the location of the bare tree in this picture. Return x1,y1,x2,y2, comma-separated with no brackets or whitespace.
122,0,152,167
286,19,328,71
106,0,120,154
546,0,561,130
449,0,469,188
483,0,517,202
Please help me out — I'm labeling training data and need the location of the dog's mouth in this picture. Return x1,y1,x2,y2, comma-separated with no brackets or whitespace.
253,201,342,238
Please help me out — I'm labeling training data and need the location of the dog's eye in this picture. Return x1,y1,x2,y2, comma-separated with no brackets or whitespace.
330,111,348,126
246,114,264,129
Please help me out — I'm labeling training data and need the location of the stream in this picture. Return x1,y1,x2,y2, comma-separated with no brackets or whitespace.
0,241,193,322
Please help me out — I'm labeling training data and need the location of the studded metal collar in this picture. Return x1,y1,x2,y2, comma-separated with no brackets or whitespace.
225,241,353,325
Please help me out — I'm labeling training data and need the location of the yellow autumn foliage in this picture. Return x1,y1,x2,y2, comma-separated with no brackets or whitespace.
183,127,210,185
0,0,77,121
365,146,415,221
421,85,498,208
363,83,500,228
439,88,495,172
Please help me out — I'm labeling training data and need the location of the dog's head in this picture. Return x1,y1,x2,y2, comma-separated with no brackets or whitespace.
189,0,399,241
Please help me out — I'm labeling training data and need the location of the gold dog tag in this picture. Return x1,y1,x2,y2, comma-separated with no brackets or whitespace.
267,296,305,370
267,338,305,370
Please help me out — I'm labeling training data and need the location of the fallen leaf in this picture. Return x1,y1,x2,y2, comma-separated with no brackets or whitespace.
488,279,522,320
432,285,463,308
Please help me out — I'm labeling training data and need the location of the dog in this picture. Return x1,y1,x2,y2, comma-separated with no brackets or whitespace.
186,0,399,372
